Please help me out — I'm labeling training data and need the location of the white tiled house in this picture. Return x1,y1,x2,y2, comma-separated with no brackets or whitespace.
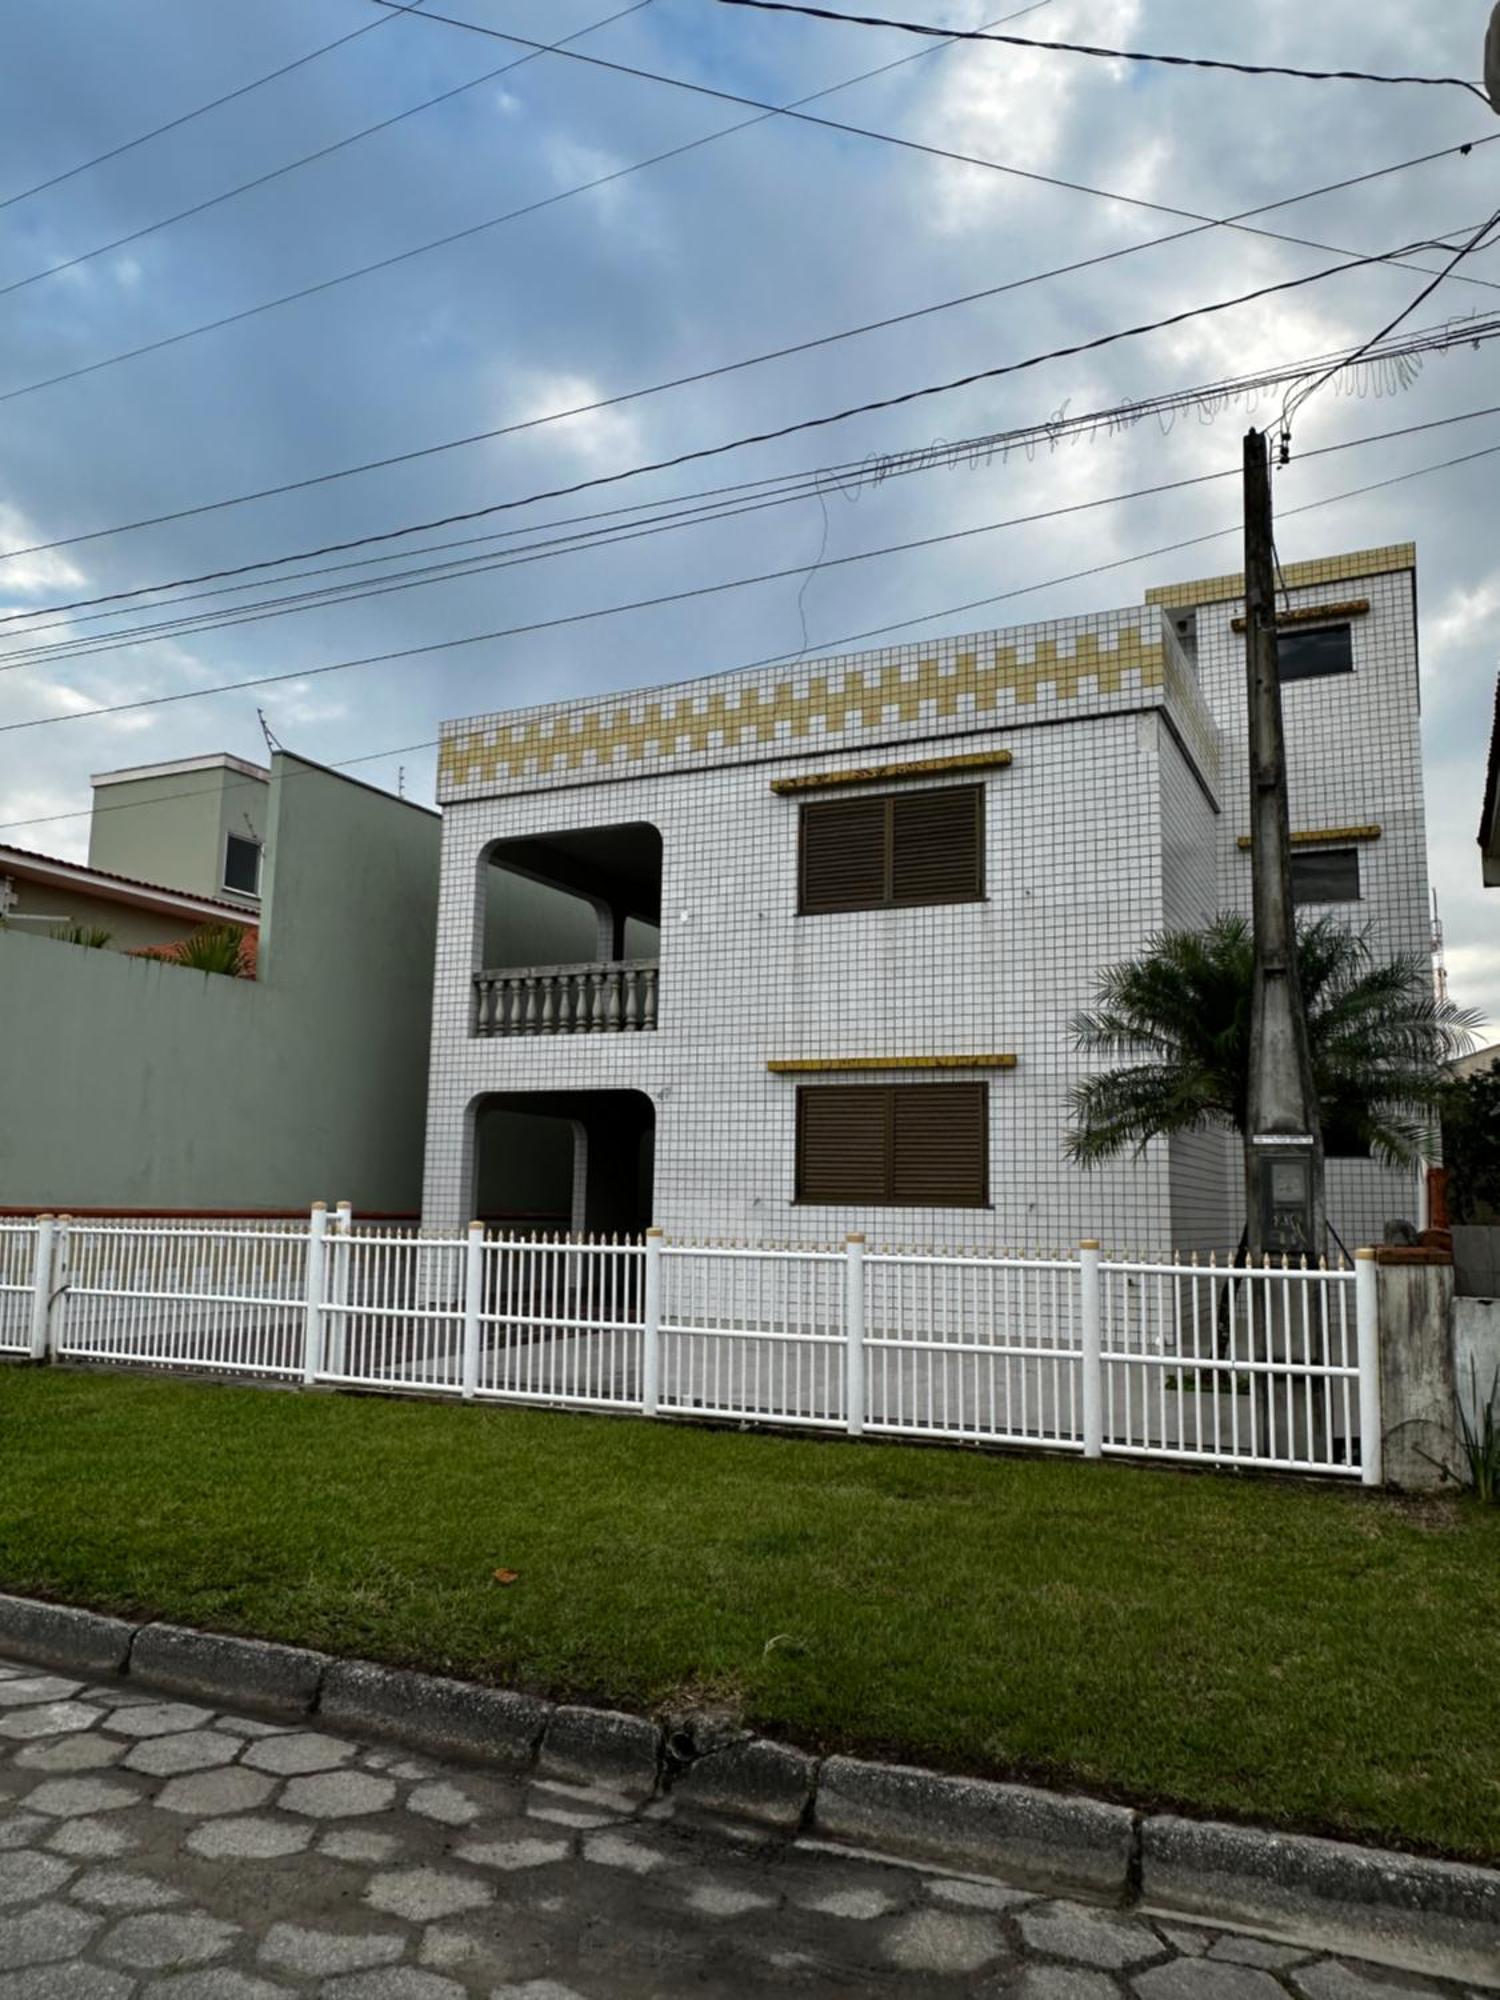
422,545,1430,1256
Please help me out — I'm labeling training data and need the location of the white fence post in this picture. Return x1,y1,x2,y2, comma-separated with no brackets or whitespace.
641,1228,663,1416
845,1233,866,1437
461,1220,484,1401
329,1199,352,1377
302,1204,328,1387
28,1215,54,1361
1080,1239,1103,1459
48,1216,71,1360
1355,1247,1381,1487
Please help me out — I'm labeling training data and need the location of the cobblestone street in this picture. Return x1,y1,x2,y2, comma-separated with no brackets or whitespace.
0,1653,1481,1998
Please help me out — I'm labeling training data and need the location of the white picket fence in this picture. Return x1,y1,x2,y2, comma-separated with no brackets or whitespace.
1,1209,1381,1482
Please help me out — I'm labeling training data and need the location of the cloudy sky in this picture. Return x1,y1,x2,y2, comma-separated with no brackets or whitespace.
1,0,1496,1020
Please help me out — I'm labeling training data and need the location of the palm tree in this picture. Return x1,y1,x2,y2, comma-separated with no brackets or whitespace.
1067,914,1479,1174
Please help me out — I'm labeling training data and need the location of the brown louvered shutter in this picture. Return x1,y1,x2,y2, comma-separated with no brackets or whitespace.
891,1084,988,1206
797,1087,891,1203
890,787,983,906
799,797,887,914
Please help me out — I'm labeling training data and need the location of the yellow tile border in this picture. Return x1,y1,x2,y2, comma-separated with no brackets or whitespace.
1228,599,1370,634
1237,825,1382,851
768,750,1013,795
1146,546,1413,611
768,1054,1018,1074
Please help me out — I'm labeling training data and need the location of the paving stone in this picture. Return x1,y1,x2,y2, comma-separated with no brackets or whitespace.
207,1718,292,1740
259,1922,406,1976
44,1822,134,1861
0,1812,51,1850
13,1740,125,1776
319,1829,404,1865
683,1878,779,1917
883,1908,1008,1975
241,1733,357,1777
525,1804,617,1831
1020,1903,1165,1972
148,1976,294,2000
388,1761,434,1783
1292,1965,1450,2000
580,1830,670,1875
1155,1925,1213,1956
156,1767,276,1818
98,1909,239,1970
184,1817,312,1861
99,1704,213,1740
0,1900,102,1967
279,1772,397,1820
69,1870,183,1911
1210,1935,1311,1970
405,1782,482,1827
927,1876,1035,1913
791,1883,900,1920
0,1707,103,1743
0,1680,84,1709
0,1968,134,2000
365,1868,493,1923
1135,1963,1288,2000
454,1837,569,1873
122,1732,242,1778
415,1928,488,1972
489,1987,588,2000
0,1851,74,1904
1007,1971,1123,2000
321,1973,465,2000
26,1780,138,1820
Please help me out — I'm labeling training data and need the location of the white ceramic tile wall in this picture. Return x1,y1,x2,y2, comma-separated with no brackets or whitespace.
423,553,1430,1257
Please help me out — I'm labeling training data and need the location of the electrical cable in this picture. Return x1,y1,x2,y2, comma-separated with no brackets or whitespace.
6,395,1500,675
7,0,1497,409
2,223,1492,623
4,426,1495,833
0,2,656,304
7,420,1500,735
3,127,1493,576
703,0,1492,102
0,2,432,215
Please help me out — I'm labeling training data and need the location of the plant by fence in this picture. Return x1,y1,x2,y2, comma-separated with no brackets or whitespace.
4,1209,1381,1482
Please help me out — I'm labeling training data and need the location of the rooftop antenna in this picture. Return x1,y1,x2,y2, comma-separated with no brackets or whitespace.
256,708,284,758
1431,888,1450,1004
397,765,406,798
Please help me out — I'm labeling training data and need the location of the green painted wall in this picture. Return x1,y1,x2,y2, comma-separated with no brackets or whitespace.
89,762,268,909
0,880,207,955
0,756,439,1214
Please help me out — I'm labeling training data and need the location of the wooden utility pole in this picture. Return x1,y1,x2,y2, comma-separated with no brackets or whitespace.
1243,429,1325,1265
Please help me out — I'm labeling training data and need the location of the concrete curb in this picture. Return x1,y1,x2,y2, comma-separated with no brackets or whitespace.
1,1591,1496,1979
1141,1814,1500,1988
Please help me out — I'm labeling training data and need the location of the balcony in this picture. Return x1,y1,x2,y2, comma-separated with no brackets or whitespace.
475,960,660,1036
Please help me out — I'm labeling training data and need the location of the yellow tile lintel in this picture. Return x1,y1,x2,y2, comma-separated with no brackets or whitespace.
769,750,1012,796
1237,825,1382,851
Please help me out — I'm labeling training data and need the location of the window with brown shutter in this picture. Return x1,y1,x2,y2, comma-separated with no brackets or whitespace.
798,786,983,914
795,1084,988,1206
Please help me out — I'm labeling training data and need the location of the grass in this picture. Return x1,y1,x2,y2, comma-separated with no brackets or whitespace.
1,1368,1497,1863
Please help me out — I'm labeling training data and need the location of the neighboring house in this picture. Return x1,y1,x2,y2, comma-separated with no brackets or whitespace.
422,543,1432,1256
1482,673,1500,887
1,752,439,1216
1453,1042,1500,1081
0,845,255,956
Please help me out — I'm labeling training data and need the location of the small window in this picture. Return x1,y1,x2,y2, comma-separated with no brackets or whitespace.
223,833,262,897
799,786,983,915
1290,847,1360,905
1278,624,1353,682
795,1083,988,1207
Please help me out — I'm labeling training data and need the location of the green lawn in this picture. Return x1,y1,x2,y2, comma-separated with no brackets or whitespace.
1,1369,1496,1862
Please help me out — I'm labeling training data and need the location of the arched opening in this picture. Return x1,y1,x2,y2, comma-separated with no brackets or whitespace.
478,824,661,972
473,1088,655,1238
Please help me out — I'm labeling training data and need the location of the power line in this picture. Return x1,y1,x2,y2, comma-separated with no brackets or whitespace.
0,2,431,215
3,225,1491,623
7,396,1500,676
0,2,656,305
7,0,1496,410
703,0,1492,102
1282,204,1500,448
1,122,1492,575
4,429,1495,833
7,418,1500,736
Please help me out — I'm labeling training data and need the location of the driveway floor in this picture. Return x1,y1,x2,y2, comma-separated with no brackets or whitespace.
0,1651,1478,1998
